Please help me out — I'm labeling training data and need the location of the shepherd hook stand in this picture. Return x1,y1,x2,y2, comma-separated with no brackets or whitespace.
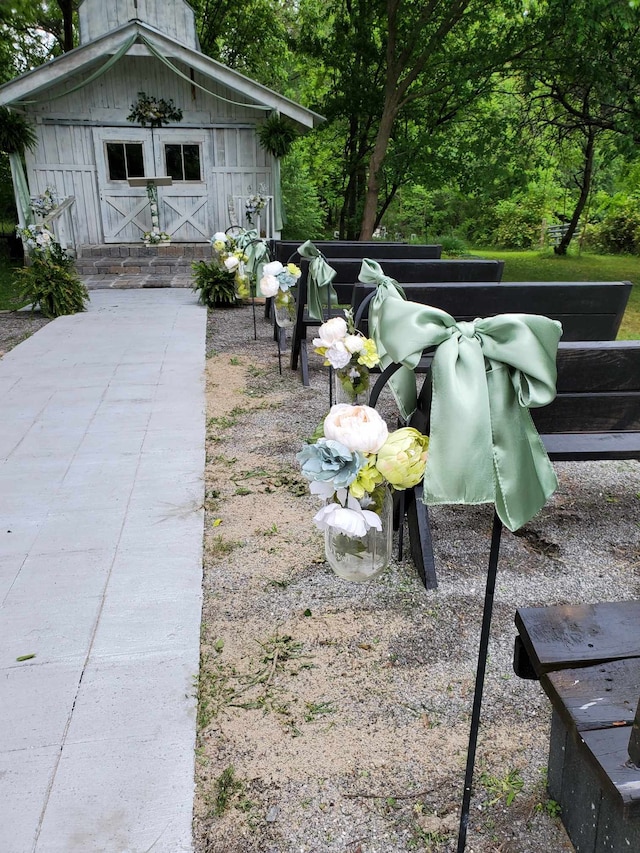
457,510,503,852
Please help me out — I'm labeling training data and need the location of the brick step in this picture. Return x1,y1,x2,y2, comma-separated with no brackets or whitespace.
75,243,211,276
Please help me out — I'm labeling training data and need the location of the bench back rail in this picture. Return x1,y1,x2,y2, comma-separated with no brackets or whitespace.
272,241,441,263
354,280,632,341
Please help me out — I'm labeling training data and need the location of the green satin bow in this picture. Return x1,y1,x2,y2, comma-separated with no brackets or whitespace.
359,259,412,410
297,240,338,320
237,230,270,294
371,291,562,532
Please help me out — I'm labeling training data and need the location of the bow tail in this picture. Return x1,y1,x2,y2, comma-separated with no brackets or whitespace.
487,363,558,532
422,337,496,505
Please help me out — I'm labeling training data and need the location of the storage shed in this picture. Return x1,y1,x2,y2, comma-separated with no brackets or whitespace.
0,0,323,247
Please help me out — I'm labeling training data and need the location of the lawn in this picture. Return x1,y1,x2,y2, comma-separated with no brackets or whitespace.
473,247,640,339
0,256,21,311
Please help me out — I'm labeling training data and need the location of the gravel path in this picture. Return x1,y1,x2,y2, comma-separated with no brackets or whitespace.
0,310,51,356
195,304,639,853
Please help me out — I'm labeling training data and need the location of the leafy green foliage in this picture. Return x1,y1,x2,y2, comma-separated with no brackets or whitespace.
492,195,546,250
257,114,298,158
0,108,37,154
587,197,640,254
126,92,183,128
14,245,88,318
191,260,237,308
280,147,326,239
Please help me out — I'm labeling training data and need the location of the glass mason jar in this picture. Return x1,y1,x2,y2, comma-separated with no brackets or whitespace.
274,288,297,327
334,362,370,405
324,486,393,582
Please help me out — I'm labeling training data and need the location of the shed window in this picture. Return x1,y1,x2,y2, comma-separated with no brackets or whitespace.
106,143,144,180
165,144,201,181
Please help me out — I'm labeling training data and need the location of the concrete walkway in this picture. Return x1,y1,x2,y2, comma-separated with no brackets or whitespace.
0,289,206,852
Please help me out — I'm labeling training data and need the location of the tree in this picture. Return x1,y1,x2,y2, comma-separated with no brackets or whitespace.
358,0,529,238
515,0,640,253
192,0,297,90
0,0,78,74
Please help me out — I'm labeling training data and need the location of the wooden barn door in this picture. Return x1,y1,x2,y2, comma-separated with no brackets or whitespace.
93,128,155,243
151,129,209,241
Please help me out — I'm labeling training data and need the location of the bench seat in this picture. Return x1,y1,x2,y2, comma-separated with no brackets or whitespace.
514,602,640,849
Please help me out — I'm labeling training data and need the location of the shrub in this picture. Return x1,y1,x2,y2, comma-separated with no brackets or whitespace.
434,234,468,256
593,199,640,254
15,244,88,318
191,260,238,307
492,197,545,249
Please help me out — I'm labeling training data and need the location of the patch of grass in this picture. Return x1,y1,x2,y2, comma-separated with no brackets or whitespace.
480,767,524,807
0,255,22,310
211,766,250,817
195,653,237,730
473,247,640,339
304,700,336,722
206,533,240,559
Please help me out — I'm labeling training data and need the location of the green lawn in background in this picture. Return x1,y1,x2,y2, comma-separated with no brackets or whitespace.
472,248,640,339
0,256,21,311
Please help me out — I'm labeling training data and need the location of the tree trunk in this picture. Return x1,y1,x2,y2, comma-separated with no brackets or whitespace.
360,103,398,239
555,129,596,256
57,0,75,52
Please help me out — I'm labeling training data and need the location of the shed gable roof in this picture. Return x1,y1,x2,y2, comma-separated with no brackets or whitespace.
0,19,323,129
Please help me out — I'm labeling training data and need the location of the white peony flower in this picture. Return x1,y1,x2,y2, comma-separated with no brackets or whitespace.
312,501,381,537
260,274,280,297
344,334,365,354
212,231,228,242
263,260,284,277
324,404,389,454
224,255,239,271
323,341,351,369
313,316,348,349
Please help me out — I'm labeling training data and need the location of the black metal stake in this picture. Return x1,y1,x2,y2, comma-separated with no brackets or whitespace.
457,510,504,853
252,294,257,340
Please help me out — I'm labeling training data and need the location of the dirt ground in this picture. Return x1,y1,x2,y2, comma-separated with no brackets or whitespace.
193,305,639,853
2,303,637,853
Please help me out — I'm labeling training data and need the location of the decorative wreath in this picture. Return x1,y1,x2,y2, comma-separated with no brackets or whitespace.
127,92,183,128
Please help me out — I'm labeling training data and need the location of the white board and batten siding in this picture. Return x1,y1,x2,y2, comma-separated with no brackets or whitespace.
26,124,103,245
79,0,198,49
24,55,273,243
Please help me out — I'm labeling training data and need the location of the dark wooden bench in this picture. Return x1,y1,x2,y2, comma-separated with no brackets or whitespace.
513,601,640,851
291,258,505,384
266,242,441,325
367,283,634,589
272,241,442,263
354,280,631,342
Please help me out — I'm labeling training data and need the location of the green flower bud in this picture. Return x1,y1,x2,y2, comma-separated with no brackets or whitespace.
375,428,428,489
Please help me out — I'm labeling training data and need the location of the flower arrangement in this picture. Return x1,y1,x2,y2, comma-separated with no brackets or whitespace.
313,309,380,403
245,186,267,225
30,186,59,218
127,92,183,128
211,231,250,298
299,404,428,536
143,230,171,245
17,223,56,254
259,260,301,325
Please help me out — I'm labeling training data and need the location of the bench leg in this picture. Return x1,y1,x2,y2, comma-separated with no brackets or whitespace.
290,324,301,371
264,296,273,319
299,340,310,386
406,484,437,590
